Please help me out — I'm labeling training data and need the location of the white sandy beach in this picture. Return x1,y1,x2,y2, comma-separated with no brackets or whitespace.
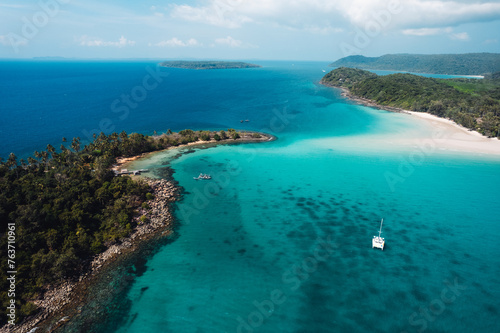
405,111,500,156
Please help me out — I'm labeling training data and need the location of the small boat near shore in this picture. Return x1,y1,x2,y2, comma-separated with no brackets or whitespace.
372,219,385,250
194,173,212,180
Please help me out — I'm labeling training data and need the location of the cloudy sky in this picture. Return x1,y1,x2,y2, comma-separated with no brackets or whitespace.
0,0,499,61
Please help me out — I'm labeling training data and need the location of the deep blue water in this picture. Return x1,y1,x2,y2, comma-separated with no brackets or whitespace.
1,61,499,333
0,61,479,159
0,60,335,159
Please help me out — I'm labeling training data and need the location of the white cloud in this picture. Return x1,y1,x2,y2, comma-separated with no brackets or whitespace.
213,36,258,49
170,3,252,28
402,27,470,41
402,27,452,36
215,36,242,47
0,35,9,46
78,35,136,47
304,25,344,35
170,0,342,31
0,34,27,47
484,39,498,44
450,32,470,41
335,0,500,30
169,0,500,33
150,38,200,47
0,4,29,9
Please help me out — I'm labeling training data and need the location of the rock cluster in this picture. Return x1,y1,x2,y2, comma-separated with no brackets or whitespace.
90,178,178,272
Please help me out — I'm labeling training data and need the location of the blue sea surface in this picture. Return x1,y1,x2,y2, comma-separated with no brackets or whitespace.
1,61,499,332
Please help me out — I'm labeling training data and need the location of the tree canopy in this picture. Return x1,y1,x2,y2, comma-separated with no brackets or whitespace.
330,53,500,76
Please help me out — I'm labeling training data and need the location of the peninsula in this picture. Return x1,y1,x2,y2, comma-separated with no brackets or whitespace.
159,61,261,70
0,129,273,331
321,67,500,139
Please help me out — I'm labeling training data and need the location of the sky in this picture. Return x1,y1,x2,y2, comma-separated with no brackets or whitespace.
0,0,499,61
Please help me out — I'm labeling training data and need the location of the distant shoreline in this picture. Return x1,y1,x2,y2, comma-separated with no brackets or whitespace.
159,60,262,70
329,53,500,76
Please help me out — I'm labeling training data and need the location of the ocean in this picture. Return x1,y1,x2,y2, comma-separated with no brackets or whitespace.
1,61,499,332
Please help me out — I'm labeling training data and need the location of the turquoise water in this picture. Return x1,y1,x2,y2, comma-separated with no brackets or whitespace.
2,61,498,332
117,150,500,333
105,71,499,332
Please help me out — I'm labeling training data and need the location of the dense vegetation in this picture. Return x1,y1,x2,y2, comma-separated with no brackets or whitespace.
321,67,500,138
321,67,376,89
0,128,247,325
330,53,500,75
159,61,261,70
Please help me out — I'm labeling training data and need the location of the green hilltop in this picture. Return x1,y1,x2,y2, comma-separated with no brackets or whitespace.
330,53,500,76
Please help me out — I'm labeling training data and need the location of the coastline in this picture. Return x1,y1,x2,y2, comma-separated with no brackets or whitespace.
323,83,500,156
112,131,275,172
3,130,274,333
2,178,179,333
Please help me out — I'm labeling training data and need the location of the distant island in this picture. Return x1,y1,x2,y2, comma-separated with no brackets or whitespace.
330,53,500,76
321,67,500,138
159,61,261,70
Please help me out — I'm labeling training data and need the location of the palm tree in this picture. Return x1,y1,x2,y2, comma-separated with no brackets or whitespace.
7,153,17,169
41,151,49,164
34,150,41,163
46,144,56,162
110,132,119,142
71,137,81,153
27,157,36,167
6,153,18,177
119,131,128,141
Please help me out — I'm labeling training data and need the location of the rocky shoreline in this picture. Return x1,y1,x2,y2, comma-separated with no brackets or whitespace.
320,82,410,114
1,178,179,333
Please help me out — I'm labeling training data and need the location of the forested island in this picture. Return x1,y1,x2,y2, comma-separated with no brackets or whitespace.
159,61,261,70
330,53,500,76
0,129,271,328
321,67,500,138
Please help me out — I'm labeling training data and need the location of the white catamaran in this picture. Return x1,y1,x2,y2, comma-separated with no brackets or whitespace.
372,219,385,250
193,173,212,180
